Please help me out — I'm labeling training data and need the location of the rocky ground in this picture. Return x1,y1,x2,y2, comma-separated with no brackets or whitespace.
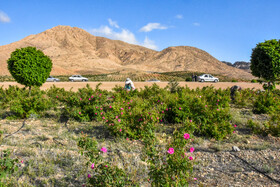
1,108,280,186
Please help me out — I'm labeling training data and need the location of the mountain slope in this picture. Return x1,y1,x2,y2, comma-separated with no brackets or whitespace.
0,25,254,79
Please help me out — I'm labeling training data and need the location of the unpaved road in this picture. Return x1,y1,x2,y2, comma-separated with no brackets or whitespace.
0,81,276,91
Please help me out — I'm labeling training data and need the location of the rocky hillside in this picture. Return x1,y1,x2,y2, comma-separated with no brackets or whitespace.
0,25,254,80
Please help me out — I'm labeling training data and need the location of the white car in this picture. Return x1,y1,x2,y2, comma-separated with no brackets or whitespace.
46,76,60,82
198,74,219,82
69,75,88,82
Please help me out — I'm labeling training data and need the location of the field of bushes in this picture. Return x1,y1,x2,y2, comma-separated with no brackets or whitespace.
1,83,280,186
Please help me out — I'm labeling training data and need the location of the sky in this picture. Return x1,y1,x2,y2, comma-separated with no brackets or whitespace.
0,0,279,63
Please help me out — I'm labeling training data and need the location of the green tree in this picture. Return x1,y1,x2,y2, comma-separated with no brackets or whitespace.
250,39,280,90
7,47,52,95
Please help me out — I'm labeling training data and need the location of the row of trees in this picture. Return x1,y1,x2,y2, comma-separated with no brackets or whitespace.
6,40,280,92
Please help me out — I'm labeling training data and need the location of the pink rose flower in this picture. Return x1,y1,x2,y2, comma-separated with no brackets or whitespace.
79,112,81,115
119,129,122,132
91,163,95,169
118,119,121,122
184,133,190,140
101,147,107,153
189,156,193,160
179,107,182,110
88,174,91,178
167,148,174,154
190,147,195,153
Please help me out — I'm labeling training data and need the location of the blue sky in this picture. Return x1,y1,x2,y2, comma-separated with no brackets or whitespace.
0,0,279,63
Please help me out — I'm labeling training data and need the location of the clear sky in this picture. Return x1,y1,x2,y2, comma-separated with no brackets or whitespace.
0,0,279,63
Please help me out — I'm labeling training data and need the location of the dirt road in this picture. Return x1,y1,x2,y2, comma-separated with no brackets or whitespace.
1,81,275,91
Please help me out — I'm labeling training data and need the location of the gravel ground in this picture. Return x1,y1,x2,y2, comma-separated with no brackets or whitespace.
1,81,279,91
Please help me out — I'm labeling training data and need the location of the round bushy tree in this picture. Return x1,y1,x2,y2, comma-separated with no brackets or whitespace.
7,47,52,94
250,39,280,90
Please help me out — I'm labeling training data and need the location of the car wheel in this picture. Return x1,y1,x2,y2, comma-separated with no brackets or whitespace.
70,79,74,82
214,79,218,83
54,80,56,82
82,79,86,82
201,79,204,82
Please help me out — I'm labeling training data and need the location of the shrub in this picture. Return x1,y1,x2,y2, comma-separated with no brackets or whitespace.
253,92,280,114
7,47,52,95
77,134,135,186
144,128,195,186
0,150,19,185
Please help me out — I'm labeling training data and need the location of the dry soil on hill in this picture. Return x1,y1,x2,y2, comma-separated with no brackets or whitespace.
1,82,277,91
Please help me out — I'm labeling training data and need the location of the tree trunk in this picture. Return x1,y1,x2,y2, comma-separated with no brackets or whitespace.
29,86,31,97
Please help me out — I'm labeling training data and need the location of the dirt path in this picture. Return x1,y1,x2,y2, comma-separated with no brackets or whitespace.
1,81,276,91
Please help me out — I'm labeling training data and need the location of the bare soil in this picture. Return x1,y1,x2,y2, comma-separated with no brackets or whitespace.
1,81,276,91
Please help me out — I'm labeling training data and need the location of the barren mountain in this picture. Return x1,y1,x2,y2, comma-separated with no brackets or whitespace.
0,25,254,79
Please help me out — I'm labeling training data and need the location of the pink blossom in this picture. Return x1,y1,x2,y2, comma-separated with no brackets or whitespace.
56,96,58,98
91,163,95,169
233,131,236,133
100,147,107,153
184,133,190,140
128,107,131,109
190,120,192,123
119,129,122,132
88,174,91,178
166,108,168,111
21,160,24,163
167,148,174,154
217,99,220,102
118,119,121,122
95,113,97,115
190,147,195,153
102,117,105,119
234,124,237,127
217,109,219,111
205,105,207,107
189,156,193,160
79,112,81,115
91,96,94,98
127,102,130,104
194,178,197,180
80,98,82,101
96,106,98,109
116,116,118,119
89,98,91,100
109,106,112,108
100,108,103,110
105,165,108,167
162,111,164,113
179,107,182,110
157,117,159,120
106,120,108,122
101,112,103,115
121,112,123,115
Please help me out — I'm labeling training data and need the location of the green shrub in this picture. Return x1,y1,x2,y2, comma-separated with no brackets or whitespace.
253,92,279,114
0,150,19,185
144,128,195,186
77,134,135,186
7,47,52,95
251,79,258,83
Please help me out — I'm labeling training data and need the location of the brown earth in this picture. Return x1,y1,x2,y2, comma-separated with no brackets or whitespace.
0,81,276,92
0,25,254,80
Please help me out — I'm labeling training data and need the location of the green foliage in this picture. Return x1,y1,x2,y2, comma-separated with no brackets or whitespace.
250,39,280,89
233,89,256,108
7,47,52,88
144,128,195,186
0,150,19,185
251,79,258,83
253,92,280,114
77,135,134,186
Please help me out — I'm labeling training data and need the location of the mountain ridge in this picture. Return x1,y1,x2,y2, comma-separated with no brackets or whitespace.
0,25,254,80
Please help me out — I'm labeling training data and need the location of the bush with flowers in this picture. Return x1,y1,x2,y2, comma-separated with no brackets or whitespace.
77,134,135,186
143,128,196,186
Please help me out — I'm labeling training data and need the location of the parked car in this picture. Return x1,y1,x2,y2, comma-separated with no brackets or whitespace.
69,75,88,82
46,76,60,82
198,74,219,82
146,78,161,82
